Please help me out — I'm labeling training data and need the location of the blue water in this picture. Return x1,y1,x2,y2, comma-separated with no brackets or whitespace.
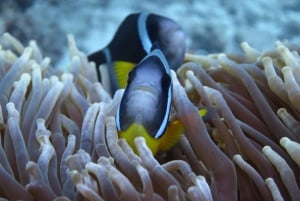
1,0,299,66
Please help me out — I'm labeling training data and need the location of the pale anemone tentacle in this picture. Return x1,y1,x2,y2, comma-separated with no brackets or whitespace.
282,66,300,115
6,102,30,185
133,160,154,201
35,118,62,195
171,70,237,201
93,82,112,103
0,47,32,119
85,161,119,201
79,103,100,154
134,136,185,201
263,57,289,104
217,54,296,141
60,114,81,149
276,42,300,74
25,161,56,201
204,86,280,180
93,90,123,158
29,40,43,63
2,32,25,54
178,135,209,177
67,35,98,83
70,170,104,201
185,70,239,156
77,75,100,103
280,137,300,168
240,41,261,63
277,108,300,138
233,154,273,201
184,53,219,70
98,157,141,201
93,102,111,158
65,81,89,125
105,116,142,188
118,138,142,164
263,146,300,201
21,66,43,142
60,134,76,188
0,164,34,201
27,80,64,161
177,62,271,136
168,185,180,201
187,175,213,201
1,33,300,200
237,119,297,171
66,149,91,172
265,178,284,201
9,73,31,112
49,75,73,173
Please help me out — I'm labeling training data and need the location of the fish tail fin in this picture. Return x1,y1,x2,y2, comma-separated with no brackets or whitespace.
88,49,107,67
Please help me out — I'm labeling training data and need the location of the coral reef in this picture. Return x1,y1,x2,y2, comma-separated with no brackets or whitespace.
0,33,300,201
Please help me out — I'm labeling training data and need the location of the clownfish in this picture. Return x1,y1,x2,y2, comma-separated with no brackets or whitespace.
88,12,185,94
115,48,173,154
115,47,209,154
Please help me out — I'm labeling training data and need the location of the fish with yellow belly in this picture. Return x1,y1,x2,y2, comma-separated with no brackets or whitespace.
115,48,174,154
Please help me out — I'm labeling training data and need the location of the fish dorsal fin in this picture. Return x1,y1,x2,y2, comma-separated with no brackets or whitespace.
113,61,136,88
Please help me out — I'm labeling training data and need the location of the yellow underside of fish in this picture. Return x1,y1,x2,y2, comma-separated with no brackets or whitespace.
118,108,209,155
119,120,190,155
118,123,161,154
118,121,184,155
114,61,136,88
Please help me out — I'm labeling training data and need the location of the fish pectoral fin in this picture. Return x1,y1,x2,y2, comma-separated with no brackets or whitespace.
158,107,209,152
159,120,183,151
113,61,136,88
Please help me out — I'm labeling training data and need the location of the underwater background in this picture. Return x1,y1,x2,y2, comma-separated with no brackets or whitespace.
0,0,300,67
1,1,300,200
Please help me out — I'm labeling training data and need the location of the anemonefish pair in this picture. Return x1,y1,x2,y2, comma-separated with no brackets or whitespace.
89,12,208,154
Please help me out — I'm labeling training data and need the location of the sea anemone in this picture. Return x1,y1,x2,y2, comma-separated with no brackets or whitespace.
0,32,300,201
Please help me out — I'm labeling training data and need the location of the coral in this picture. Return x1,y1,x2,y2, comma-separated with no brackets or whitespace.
0,32,300,201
